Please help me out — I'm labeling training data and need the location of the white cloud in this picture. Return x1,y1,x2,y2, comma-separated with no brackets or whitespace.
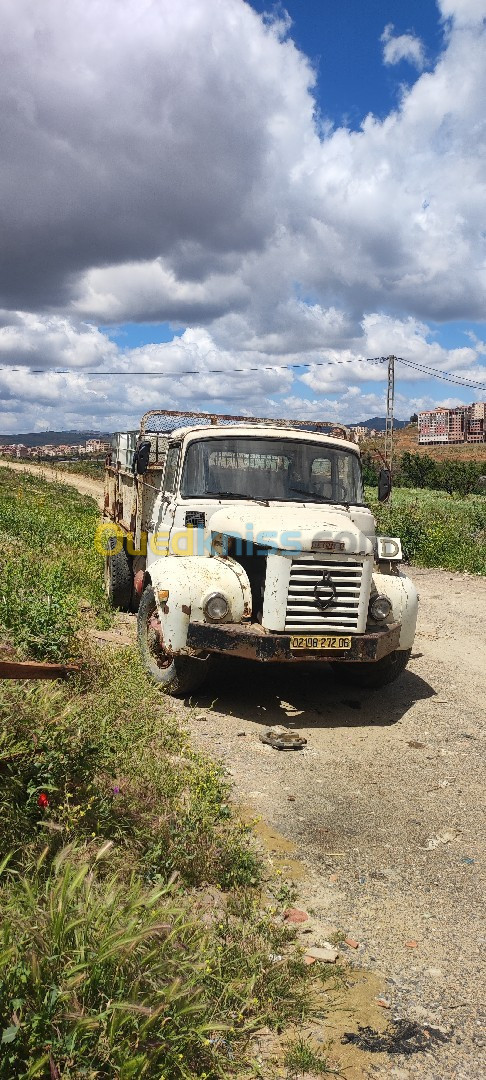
0,312,117,368
0,0,485,431
438,0,486,27
381,24,425,69
73,260,249,324
0,313,484,434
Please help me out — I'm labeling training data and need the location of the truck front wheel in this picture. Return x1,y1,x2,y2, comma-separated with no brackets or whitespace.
137,586,211,695
330,648,411,689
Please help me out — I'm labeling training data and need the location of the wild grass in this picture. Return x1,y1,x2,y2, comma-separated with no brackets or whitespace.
0,647,261,888
0,467,110,659
0,649,318,1077
0,468,324,1075
0,847,316,1079
56,459,105,480
283,1036,335,1076
369,486,486,575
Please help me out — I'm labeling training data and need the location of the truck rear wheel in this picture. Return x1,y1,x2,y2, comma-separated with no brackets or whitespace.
330,648,411,689
137,586,211,696
104,538,133,611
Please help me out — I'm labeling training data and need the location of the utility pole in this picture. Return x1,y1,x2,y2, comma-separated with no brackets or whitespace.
384,354,395,474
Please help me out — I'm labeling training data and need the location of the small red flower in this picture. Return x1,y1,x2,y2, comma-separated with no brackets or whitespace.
37,793,49,809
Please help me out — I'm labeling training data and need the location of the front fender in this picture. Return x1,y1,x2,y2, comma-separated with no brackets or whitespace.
372,570,418,650
148,556,251,652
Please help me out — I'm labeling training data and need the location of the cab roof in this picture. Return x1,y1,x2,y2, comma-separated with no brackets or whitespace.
169,423,360,456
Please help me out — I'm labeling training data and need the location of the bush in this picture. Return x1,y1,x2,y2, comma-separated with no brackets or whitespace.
370,487,486,574
398,452,485,496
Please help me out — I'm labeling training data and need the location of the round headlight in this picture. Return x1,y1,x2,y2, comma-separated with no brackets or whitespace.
370,594,392,621
203,592,229,622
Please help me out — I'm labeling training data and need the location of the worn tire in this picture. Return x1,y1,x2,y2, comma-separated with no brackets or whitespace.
330,648,412,690
104,539,133,611
137,586,211,695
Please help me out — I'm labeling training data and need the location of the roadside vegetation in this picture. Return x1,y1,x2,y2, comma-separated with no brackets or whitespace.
0,650,320,1079
0,466,110,660
369,486,486,575
362,448,486,496
0,468,324,1078
0,455,106,480
56,459,105,480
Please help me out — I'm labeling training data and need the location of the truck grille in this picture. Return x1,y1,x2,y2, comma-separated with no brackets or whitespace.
285,556,368,633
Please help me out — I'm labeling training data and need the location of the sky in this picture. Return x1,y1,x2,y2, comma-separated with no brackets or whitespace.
0,0,485,434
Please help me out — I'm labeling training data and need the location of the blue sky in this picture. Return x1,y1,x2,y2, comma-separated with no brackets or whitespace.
249,0,444,128
0,0,485,432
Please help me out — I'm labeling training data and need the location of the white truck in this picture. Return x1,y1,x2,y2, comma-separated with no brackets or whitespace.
102,409,418,695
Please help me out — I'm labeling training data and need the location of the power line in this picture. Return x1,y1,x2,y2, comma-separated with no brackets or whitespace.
0,355,387,377
0,351,485,390
396,356,486,391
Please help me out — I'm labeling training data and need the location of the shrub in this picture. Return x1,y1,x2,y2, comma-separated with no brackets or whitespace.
369,487,486,575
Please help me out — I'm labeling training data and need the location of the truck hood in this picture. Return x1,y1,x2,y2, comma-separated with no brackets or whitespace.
209,503,374,556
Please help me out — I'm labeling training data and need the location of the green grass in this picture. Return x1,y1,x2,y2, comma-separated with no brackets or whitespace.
56,459,105,480
0,651,318,1078
283,1036,335,1076
0,647,261,888
369,486,486,575
0,470,319,1077
0,466,110,659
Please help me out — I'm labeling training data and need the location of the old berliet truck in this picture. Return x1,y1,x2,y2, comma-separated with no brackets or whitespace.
103,409,418,695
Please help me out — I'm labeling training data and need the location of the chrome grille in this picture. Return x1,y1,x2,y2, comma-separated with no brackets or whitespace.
285,556,366,633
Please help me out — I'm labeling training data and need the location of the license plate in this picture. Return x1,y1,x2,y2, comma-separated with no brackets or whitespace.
290,634,352,650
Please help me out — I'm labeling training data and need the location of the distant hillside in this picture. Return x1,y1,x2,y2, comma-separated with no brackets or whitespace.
0,430,110,448
353,417,409,431
364,423,486,463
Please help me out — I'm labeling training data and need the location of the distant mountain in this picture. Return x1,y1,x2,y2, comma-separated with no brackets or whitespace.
1,419,411,445
352,417,409,431
0,430,110,448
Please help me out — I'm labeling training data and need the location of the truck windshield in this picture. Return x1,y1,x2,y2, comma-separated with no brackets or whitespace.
180,436,364,504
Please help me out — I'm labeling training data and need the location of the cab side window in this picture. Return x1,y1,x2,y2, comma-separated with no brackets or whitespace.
164,446,181,494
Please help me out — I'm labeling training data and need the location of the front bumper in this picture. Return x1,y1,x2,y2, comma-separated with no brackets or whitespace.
186,621,401,663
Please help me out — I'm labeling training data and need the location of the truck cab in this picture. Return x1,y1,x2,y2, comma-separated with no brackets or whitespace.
103,410,417,695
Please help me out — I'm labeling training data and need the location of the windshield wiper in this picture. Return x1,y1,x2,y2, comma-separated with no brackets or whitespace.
288,487,350,507
205,490,270,505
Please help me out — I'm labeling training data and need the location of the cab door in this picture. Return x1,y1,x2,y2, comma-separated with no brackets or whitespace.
146,443,181,567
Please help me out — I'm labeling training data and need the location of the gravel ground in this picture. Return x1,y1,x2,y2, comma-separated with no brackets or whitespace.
175,566,486,1079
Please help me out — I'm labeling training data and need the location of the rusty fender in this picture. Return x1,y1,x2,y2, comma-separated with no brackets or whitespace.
185,621,401,662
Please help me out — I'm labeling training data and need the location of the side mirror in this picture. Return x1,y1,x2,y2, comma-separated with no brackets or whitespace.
378,467,392,503
134,440,151,476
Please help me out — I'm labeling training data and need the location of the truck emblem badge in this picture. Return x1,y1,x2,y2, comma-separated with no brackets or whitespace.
313,571,336,610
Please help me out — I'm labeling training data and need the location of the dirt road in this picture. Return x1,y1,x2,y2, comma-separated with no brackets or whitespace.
179,567,485,1079
9,463,484,1076
2,460,104,507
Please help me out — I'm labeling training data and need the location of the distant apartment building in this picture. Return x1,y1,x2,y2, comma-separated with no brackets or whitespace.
418,402,486,445
349,425,368,442
85,438,108,453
